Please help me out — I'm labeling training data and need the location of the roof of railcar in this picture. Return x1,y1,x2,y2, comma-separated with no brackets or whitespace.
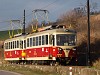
26,28,76,37
4,35,26,42
4,28,76,42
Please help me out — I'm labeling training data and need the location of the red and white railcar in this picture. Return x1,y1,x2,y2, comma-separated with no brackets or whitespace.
4,25,77,65
4,35,26,61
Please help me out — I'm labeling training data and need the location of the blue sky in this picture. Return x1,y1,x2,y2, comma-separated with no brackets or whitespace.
0,0,100,31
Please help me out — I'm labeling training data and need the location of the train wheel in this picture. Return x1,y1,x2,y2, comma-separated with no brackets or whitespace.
50,61,59,66
50,61,54,66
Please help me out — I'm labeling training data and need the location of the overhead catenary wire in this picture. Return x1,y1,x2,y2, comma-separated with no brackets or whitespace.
0,0,60,24
30,0,61,31
41,0,59,9
0,0,69,31
17,0,60,22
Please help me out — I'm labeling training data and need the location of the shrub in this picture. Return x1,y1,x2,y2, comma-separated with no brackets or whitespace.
93,59,100,70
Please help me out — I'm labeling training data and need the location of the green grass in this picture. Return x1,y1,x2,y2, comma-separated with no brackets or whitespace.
0,31,9,40
0,64,60,75
0,30,22,40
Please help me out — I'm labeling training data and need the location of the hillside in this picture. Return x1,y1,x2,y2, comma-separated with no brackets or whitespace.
0,30,21,40
0,31,9,40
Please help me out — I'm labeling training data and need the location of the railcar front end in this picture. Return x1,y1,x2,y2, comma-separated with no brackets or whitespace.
49,29,77,65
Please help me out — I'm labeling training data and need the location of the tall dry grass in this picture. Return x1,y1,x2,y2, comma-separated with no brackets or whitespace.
93,59,100,70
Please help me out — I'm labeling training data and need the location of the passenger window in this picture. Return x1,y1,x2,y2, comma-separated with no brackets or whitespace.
30,38,32,47
39,36,41,45
22,41,23,49
6,43,8,49
36,37,38,46
24,40,26,48
15,41,16,48
17,41,19,48
10,42,13,49
52,35,55,46
42,35,44,45
46,35,48,45
33,37,35,46
49,34,55,46
9,42,10,49
20,41,23,49
27,38,29,47
13,41,14,49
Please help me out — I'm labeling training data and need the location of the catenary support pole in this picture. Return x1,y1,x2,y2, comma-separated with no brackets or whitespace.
23,9,26,35
87,0,90,66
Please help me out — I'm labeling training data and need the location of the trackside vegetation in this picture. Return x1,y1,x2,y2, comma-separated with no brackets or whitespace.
0,30,21,40
0,64,60,75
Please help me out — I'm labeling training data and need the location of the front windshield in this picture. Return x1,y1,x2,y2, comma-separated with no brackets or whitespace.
56,34,76,46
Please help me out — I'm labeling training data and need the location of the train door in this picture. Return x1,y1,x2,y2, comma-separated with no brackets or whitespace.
20,40,26,49
20,40,26,60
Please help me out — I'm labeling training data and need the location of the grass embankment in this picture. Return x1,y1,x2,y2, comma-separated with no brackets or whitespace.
0,64,59,75
0,30,21,40
93,59,100,70
0,31,9,40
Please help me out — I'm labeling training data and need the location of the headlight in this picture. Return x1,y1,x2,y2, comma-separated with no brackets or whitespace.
58,47,63,51
73,48,76,50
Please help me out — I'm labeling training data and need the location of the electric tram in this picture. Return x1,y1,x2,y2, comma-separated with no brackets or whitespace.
4,25,77,65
